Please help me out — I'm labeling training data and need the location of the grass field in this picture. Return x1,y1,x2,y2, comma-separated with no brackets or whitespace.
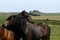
32,15,60,20
0,13,12,24
50,25,60,40
0,13,60,40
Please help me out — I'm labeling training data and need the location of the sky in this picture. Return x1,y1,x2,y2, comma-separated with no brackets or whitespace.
0,0,60,13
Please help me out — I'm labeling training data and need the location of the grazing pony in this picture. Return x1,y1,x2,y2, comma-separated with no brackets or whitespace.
0,25,14,40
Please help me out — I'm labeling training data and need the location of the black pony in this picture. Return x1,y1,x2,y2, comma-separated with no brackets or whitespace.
19,11,51,40
2,14,28,40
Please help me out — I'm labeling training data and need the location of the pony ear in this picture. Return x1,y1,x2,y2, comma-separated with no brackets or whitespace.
21,10,28,14
22,10,26,13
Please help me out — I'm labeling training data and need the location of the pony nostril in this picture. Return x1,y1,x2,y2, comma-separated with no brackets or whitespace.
4,24,8,27
3,21,9,27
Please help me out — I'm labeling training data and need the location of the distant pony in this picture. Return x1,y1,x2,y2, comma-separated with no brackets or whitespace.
0,25,14,40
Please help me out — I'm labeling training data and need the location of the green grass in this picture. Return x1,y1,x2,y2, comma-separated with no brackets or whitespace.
50,25,60,40
34,19,60,25
0,13,12,24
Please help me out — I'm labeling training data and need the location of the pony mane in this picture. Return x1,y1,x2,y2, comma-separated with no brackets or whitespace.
7,14,16,21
